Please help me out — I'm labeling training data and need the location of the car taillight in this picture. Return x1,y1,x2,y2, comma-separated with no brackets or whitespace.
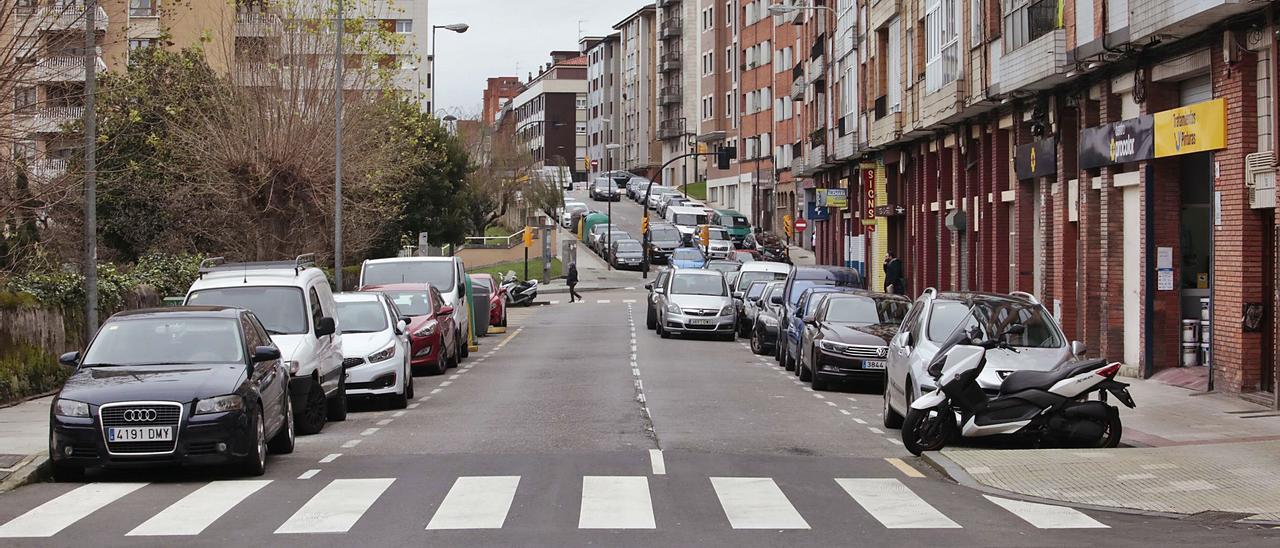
1095,362,1122,377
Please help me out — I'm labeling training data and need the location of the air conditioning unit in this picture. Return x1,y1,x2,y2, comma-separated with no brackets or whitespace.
1246,151,1276,209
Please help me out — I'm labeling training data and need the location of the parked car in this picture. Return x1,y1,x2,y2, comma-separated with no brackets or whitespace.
646,223,684,264
653,269,736,340
49,307,294,480
636,183,667,203
743,232,791,263
796,292,911,391
704,259,742,274
186,255,345,435
750,282,787,355
610,239,645,269
670,246,708,269
562,202,588,229
732,261,791,295
364,283,460,376
657,195,690,218
882,289,1080,429
590,177,620,201
587,223,614,253
470,273,507,328
782,286,852,371
776,265,865,370
732,249,759,263
711,209,752,246
648,188,679,210
645,268,674,330
359,257,471,359
700,227,734,259
334,293,413,408
736,280,771,337
602,229,632,258
665,205,710,241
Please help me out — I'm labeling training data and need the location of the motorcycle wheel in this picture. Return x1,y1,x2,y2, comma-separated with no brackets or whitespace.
902,406,955,456
1094,406,1123,448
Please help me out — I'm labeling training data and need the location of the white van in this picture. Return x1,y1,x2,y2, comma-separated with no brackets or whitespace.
185,255,346,435
665,205,710,241
358,256,471,358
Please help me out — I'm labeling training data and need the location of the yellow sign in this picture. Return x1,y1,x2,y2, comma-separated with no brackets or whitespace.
641,215,649,234
523,226,534,248
699,224,710,248
783,214,794,237
697,143,709,154
1154,98,1226,158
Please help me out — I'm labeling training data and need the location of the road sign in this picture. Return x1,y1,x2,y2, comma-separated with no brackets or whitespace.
874,205,907,217
794,218,808,232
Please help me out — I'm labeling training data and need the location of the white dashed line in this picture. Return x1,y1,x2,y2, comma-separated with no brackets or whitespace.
298,469,321,480
868,427,885,434
319,453,341,464
846,397,858,402
392,411,407,417
361,428,380,436
839,409,851,415
550,300,561,305
812,393,825,398
886,438,904,446
449,374,461,380
376,419,393,426
440,381,452,387
418,396,431,402
431,388,444,394
341,439,362,448
825,401,838,407
649,449,666,475
623,299,637,304
597,299,612,304
853,418,867,424
408,403,420,409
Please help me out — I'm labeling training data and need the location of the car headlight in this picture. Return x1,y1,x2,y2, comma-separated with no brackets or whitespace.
367,345,396,363
285,360,300,375
665,302,682,314
413,324,435,337
719,305,734,316
819,340,848,353
53,398,89,418
195,395,244,415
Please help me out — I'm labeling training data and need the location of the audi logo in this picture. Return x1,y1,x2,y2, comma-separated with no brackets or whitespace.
122,409,158,422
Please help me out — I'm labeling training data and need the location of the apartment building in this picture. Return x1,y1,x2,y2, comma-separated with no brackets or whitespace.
583,34,621,179
481,76,521,125
655,0,700,188
614,4,662,177
507,51,589,182
698,0,744,217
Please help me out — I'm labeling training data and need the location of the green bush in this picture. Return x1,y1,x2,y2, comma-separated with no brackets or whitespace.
0,343,67,405
3,253,205,312
128,253,205,296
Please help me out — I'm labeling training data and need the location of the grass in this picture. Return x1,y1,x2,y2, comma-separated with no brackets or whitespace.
467,258,563,282
683,181,707,201
484,225,518,238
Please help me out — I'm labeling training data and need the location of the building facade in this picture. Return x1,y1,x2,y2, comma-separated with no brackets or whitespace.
615,5,662,177
656,0,701,189
481,76,522,125
698,0,744,218
507,51,589,182
583,34,621,179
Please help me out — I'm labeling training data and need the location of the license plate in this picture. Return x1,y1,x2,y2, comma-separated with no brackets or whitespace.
108,426,173,442
861,360,886,370
690,319,712,325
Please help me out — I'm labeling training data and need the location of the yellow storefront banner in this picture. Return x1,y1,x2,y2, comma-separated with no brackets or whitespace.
1154,98,1226,158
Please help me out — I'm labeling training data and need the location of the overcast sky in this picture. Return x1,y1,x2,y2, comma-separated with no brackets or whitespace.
430,0,649,117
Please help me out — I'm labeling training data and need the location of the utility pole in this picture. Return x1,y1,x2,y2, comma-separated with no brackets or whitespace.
334,0,345,291
83,1,98,337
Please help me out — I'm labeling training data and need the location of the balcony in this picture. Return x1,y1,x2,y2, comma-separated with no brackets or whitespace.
998,28,1070,92
657,118,686,140
656,0,681,6
809,127,827,148
870,0,901,31
791,77,806,102
659,52,681,73
833,131,859,161
28,158,69,181
33,105,84,134
236,10,282,37
658,86,682,105
869,111,902,148
33,55,105,83
37,3,108,32
1129,0,1258,43
659,17,682,40
807,54,826,84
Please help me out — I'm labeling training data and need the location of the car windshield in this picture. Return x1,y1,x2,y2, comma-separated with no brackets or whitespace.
187,287,307,335
826,296,907,325
737,271,787,290
362,261,455,292
617,241,642,252
802,292,836,316
746,282,767,300
651,228,681,241
788,280,833,307
673,213,708,225
706,262,739,273
729,216,750,227
671,274,726,296
709,229,730,240
336,300,389,334
382,290,434,317
83,317,244,366
928,300,1064,348
672,248,705,261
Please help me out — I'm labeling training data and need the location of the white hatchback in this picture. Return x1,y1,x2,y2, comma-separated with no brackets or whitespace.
334,293,413,409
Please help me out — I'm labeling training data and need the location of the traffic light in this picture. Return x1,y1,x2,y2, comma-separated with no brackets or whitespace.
700,224,711,248
523,226,534,248
641,215,649,234
717,146,736,170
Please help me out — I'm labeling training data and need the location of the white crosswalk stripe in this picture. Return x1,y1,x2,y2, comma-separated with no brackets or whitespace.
0,483,146,538
426,476,521,530
128,480,271,536
984,496,1108,529
275,478,395,534
710,477,809,529
836,478,960,529
578,476,655,529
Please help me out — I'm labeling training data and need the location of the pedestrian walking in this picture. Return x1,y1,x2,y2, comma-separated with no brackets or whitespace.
883,251,905,295
566,262,582,303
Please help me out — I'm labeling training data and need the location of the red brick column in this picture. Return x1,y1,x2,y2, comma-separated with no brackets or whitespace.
924,143,941,289
991,127,1012,293
1052,100,1080,339
1078,98,1103,355
1097,87,1126,362
1013,116,1036,293
1140,79,1182,375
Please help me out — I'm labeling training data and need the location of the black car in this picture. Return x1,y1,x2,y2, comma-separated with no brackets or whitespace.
49,307,294,480
646,224,684,264
796,292,911,391
750,282,786,355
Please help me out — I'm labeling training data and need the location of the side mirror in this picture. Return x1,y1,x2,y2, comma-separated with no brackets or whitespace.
438,305,455,317
732,291,744,300
58,351,80,367
644,283,653,290
899,332,913,348
770,296,783,305
654,287,665,294
395,318,409,335
803,313,817,324
457,285,465,297
1071,340,1087,357
252,346,282,363
315,317,336,337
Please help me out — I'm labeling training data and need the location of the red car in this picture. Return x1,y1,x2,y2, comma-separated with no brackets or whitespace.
361,283,459,376
470,273,507,328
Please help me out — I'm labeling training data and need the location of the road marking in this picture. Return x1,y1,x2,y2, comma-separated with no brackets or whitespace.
408,403,420,409
649,449,666,475
632,368,640,376
825,401,838,407
457,368,469,374
128,480,271,536
298,469,322,480
275,478,395,534
426,476,521,530
836,478,960,529
431,388,444,394
625,287,636,290
550,300,560,305
440,381,452,387
449,374,461,380
710,477,810,530
886,438,904,446
578,476,655,529
623,299,637,304
597,299,612,304
984,496,1108,529
393,411,406,417
630,345,637,352
499,329,521,347
637,392,646,403
885,458,925,478
342,439,362,448
812,393,825,398
361,428,380,436
376,419,393,426
319,453,341,463
417,396,430,402
853,418,868,424
0,483,146,538
846,397,858,402
839,409,852,415
868,427,885,434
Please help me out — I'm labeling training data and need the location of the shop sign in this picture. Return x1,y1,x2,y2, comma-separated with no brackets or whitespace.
822,188,849,208
874,204,907,217
1014,138,1056,180
1154,98,1226,158
808,200,830,221
862,186,877,226
1078,116,1154,169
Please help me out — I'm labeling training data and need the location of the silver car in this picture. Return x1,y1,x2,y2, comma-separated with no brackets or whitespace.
654,269,736,341
882,289,1083,429
701,227,734,259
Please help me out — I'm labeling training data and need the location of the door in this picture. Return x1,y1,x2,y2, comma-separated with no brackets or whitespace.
1123,185,1141,366
309,285,339,394
244,313,284,433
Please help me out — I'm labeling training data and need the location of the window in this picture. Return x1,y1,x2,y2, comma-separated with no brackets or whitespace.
575,97,587,109
725,47,733,71
725,92,734,117
925,0,960,92
15,0,36,14
575,122,587,134
11,140,35,162
887,19,901,112
14,86,35,112
702,7,714,31
1003,0,1060,52
129,0,156,17
129,38,156,50
703,52,714,75
395,19,413,34
905,27,915,88
726,1,733,25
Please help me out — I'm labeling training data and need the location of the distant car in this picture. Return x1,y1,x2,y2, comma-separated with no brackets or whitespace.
587,223,613,252
700,227,734,259
783,285,854,372
657,194,688,217
704,259,742,274
601,229,631,257
562,202,588,228
670,247,707,269
732,261,791,295
590,177,620,201
646,223,684,264
335,292,413,408
732,250,759,263
362,283,460,376
776,265,865,369
611,238,645,269
665,206,710,241
49,307,294,480
645,268,674,330
359,257,472,359
470,273,507,328
736,280,771,337
796,292,911,391
750,282,787,355
711,209,752,246
648,188,678,210
653,269,736,341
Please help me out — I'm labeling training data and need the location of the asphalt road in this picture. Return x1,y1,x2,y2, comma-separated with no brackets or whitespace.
0,292,1275,547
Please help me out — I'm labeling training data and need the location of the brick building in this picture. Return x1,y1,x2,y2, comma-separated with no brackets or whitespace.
481,77,522,125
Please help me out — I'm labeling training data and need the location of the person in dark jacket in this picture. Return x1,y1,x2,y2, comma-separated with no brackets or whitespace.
566,262,582,303
883,252,905,295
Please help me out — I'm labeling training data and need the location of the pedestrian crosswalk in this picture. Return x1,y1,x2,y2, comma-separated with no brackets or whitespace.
0,474,1110,538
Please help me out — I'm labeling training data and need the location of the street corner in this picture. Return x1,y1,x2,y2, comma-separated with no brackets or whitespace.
0,454,50,494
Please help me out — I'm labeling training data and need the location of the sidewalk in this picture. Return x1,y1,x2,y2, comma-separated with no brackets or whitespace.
0,396,52,492
922,375,1280,523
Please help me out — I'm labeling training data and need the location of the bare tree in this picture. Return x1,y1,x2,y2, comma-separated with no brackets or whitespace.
455,118,536,234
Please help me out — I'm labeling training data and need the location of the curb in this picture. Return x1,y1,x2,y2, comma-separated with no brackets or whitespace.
0,453,50,494
916,450,1280,527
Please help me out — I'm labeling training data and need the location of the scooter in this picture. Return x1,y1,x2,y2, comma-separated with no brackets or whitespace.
501,271,538,307
901,316,1136,456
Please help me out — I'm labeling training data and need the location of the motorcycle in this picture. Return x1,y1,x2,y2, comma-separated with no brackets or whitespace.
901,313,1135,456
501,271,539,307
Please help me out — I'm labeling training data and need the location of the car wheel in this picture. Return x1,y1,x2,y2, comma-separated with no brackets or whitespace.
326,375,348,422
295,379,327,435
646,305,657,330
268,394,295,454
658,319,670,339
798,352,812,382
387,382,409,409
51,462,84,482
750,328,764,355
811,367,828,391
404,362,415,399
242,406,267,476
460,332,470,359
882,381,905,429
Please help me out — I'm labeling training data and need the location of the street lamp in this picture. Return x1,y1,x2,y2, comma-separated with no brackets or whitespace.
430,23,469,113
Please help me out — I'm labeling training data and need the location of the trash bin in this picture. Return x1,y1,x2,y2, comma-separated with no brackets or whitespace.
470,278,492,338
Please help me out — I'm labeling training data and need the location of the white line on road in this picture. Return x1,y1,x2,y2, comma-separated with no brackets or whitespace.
597,299,612,304
417,396,430,402
319,453,341,463
825,401,838,407
710,477,810,530
393,410,406,417
408,403,420,409
425,477,522,531
853,418,867,424
549,300,560,305
984,495,1108,529
623,299,637,303
0,483,147,538
578,476,655,529
847,397,858,402
342,439,362,448
839,409,851,415
812,393,825,399
128,480,272,536
431,388,444,394
298,469,321,480
275,479,395,534
886,438,904,446
632,368,640,376
449,374,460,380
836,478,960,529
361,428,379,436
440,381,452,387
376,419,393,426
868,427,884,434
649,449,666,475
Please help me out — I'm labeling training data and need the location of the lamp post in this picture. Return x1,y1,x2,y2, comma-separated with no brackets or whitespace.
606,143,622,271
430,23,469,113
335,0,345,291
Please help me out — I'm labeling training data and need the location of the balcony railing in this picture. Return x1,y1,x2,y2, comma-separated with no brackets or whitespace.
34,105,84,133
807,54,826,84
657,118,686,140
659,18,682,39
809,127,826,148
33,55,105,82
37,3,108,32
659,51,681,73
656,0,682,6
791,77,806,101
236,10,282,37
658,86,682,105
29,158,69,180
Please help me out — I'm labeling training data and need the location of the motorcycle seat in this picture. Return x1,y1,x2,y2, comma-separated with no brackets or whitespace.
1000,358,1108,395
